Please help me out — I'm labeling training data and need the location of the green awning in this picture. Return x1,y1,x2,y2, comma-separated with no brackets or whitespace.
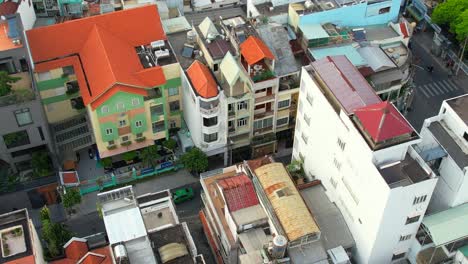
422,203,468,246
406,5,424,22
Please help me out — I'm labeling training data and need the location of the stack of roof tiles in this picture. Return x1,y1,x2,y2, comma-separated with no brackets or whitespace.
217,174,259,212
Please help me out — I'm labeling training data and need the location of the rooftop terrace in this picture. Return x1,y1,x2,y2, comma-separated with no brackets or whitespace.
0,209,32,263
148,224,195,264
167,30,204,70
447,94,468,126
428,121,468,169
291,0,360,16
379,150,431,188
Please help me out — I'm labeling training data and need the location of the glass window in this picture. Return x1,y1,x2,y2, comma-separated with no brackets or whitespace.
62,66,74,75
170,101,180,112
278,99,290,109
168,87,179,96
132,98,140,106
237,118,247,127
119,120,127,127
101,106,109,113
237,101,248,111
135,120,142,127
105,128,113,135
15,108,33,126
277,117,288,126
203,117,218,127
121,136,129,142
136,133,143,138
116,102,125,110
204,133,218,143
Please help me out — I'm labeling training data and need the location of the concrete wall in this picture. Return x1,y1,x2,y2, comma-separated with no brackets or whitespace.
290,0,402,29
17,0,37,31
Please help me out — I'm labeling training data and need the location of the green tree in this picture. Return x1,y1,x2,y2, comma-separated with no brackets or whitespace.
180,147,208,174
39,206,50,222
100,157,113,168
140,145,160,167
0,71,20,97
31,151,51,178
163,138,177,152
122,151,137,162
40,206,73,259
62,188,82,210
431,0,468,41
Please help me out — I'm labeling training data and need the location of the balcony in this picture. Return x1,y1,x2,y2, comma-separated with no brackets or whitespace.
253,125,273,135
144,88,163,100
254,110,274,119
279,76,300,92
200,98,219,115
0,72,35,107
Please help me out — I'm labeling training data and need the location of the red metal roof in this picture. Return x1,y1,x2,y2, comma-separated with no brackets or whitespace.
186,60,219,99
240,36,275,65
217,174,259,212
311,55,381,114
354,101,414,142
26,6,167,109
400,22,409,38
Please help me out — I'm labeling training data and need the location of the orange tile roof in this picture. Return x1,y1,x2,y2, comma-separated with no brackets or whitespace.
62,171,79,184
26,6,167,109
52,242,112,264
240,36,275,65
65,239,88,260
186,60,218,99
5,255,35,264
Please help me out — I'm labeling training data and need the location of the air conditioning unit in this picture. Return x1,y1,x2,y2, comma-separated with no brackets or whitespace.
151,40,165,49
155,49,170,59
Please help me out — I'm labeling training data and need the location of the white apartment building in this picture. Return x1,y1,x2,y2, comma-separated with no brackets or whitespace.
182,60,228,163
414,94,468,213
293,55,438,264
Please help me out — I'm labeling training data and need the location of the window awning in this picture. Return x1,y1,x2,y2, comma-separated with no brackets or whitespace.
422,203,468,246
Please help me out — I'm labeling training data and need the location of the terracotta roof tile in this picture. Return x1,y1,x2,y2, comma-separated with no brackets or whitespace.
62,171,79,184
186,60,218,99
65,239,88,260
354,101,413,142
240,36,274,65
26,6,166,109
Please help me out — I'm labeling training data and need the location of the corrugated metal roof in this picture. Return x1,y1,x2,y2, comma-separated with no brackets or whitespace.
254,163,319,241
309,45,367,67
422,203,468,246
300,24,329,40
218,174,259,212
220,52,240,87
102,206,147,244
357,46,396,72
311,55,381,115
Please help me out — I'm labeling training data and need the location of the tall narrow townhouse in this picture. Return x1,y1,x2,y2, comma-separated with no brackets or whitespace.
414,94,468,212
26,6,183,161
239,35,279,157
293,55,438,263
0,0,56,176
182,60,227,163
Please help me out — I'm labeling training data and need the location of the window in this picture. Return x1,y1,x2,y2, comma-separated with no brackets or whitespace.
15,108,33,126
330,177,338,188
150,104,164,116
169,101,180,112
379,6,390,14
152,121,165,133
399,234,412,242
135,120,143,127
463,132,468,142
413,195,427,205
253,117,273,130
119,120,127,127
108,140,115,145
169,120,177,128
101,106,109,114
301,133,308,144
37,71,52,81
237,101,248,111
203,117,218,127
116,102,125,110
337,138,346,151
213,63,219,72
168,87,179,96
3,130,30,149
121,136,129,142
62,66,74,75
38,127,44,141
237,118,247,127
105,128,113,135
406,215,420,225
277,117,288,127
131,98,140,106
136,133,143,138
306,93,313,106
392,252,406,261
304,114,311,126
277,99,290,109
204,133,218,143
333,157,341,171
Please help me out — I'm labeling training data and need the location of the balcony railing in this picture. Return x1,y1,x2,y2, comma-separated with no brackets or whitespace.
0,89,35,107
254,110,274,119
200,98,219,115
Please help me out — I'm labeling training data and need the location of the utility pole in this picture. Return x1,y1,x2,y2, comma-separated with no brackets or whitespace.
455,36,467,76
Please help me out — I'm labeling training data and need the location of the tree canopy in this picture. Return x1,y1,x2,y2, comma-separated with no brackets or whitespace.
180,147,208,174
140,145,160,167
431,0,468,41
40,206,73,259
62,188,82,209
0,71,20,97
